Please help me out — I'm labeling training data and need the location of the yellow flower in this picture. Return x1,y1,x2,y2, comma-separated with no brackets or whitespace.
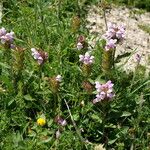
37,118,46,126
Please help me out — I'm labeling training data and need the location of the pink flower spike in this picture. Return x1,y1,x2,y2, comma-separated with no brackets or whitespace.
1,31,14,44
94,80,115,103
79,52,94,65
31,48,48,65
103,22,126,41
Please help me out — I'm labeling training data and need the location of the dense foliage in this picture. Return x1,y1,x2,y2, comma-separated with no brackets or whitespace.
0,0,150,150
107,0,150,11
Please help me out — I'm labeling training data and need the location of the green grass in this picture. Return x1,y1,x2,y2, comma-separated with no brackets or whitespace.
0,0,150,150
106,0,150,11
138,24,150,34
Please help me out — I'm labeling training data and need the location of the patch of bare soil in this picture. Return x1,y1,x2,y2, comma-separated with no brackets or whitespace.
86,5,150,73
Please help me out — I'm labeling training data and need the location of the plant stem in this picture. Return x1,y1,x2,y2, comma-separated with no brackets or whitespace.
64,99,85,146
103,9,108,30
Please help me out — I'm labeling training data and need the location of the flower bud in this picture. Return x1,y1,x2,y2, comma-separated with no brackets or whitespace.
77,35,88,50
71,16,80,32
80,100,85,107
56,129,61,139
82,81,93,93
102,48,114,74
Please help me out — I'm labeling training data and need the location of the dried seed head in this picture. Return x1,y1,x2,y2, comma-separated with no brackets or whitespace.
71,16,80,32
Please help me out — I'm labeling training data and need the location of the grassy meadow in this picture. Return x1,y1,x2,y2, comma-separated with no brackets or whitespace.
0,0,150,149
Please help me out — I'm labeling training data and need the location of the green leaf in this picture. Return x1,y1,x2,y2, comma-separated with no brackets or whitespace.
8,98,15,106
73,114,79,121
24,94,35,101
105,123,116,128
91,114,102,123
40,137,52,144
108,138,117,145
121,111,131,117
0,62,10,69
28,130,36,137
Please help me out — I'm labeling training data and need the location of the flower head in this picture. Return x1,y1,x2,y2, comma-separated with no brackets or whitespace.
105,39,117,51
93,80,115,104
0,30,14,48
0,27,7,37
104,22,125,41
77,42,83,50
31,48,48,65
79,52,94,65
37,118,46,126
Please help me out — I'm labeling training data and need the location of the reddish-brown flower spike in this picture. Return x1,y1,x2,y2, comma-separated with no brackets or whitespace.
82,81,93,93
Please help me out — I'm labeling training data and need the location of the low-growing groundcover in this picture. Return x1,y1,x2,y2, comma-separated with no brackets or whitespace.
0,0,150,150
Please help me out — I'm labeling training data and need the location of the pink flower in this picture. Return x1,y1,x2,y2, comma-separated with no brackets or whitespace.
93,80,115,103
56,75,62,82
105,39,117,51
0,27,7,37
55,116,67,127
77,42,83,50
31,48,48,65
1,31,14,44
103,22,125,41
116,25,125,40
79,52,94,65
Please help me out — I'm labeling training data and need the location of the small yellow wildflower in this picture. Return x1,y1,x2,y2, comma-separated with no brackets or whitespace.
37,118,46,126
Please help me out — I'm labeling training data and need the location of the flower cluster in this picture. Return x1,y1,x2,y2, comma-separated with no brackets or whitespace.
79,52,94,65
103,22,125,51
54,116,67,127
0,27,14,48
104,22,125,41
93,80,115,104
31,48,48,65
